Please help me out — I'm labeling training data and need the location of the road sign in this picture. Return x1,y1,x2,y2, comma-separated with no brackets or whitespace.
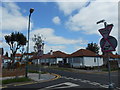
100,36,117,52
38,44,43,56
102,40,115,51
99,24,113,39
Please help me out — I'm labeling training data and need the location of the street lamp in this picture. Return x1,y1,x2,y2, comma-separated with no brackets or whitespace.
25,8,34,78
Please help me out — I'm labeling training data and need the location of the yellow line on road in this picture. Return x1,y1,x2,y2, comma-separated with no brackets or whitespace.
50,73,61,80
14,82,37,86
13,73,61,87
0,86,7,88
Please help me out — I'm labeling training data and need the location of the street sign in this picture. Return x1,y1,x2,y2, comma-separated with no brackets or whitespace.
100,36,117,52
99,24,113,39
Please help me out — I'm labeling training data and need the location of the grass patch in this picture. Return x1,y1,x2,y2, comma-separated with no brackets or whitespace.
2,77,32,84
0,80,2,84
48,66,73,72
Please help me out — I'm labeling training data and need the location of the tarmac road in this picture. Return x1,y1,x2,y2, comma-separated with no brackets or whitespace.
3,66,120,90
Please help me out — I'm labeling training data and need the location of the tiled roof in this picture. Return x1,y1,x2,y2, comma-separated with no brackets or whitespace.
30,51,69,60
52,51,69,58
102,53,120,59
30,55,40,60
15,58,20,60
2,56,10,59
24,53,35,55
30,54,52,60
41,54,54,59
15,53,22,57
68,49,96,57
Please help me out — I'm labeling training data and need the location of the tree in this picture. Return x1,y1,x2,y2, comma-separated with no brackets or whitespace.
32,34,44,55
19,46,25,62
86,42,99,54
5,52,9,57
4,32,27,65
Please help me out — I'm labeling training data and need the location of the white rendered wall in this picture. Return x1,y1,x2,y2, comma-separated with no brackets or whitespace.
83,57,103,67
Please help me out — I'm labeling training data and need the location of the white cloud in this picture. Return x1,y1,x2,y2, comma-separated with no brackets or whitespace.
1,2,33,31
52,16,61,25
1,0,119,2
44,45,66,53
56,1,90,15
30,28,88,53
57,1,118,54
65,2,118,37
30,28,87,45
56,2,118,39
74,45,85,51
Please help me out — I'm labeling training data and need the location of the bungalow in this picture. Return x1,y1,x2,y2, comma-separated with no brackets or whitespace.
67,49,103,69
102,53,120,68
15,53,22,63
23,53,34,61
31,50,69,65
49,50,68,65
2,55,11,63
2,55,11,68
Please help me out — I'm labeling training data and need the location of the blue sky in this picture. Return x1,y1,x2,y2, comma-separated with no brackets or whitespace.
0,0,119,55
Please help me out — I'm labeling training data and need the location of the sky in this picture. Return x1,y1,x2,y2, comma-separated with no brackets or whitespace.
0,0,119,55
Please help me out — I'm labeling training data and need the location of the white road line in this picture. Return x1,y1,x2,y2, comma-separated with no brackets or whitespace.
73,79,78,81
99,84,108,88
81,80,89,83
67,77,73,80
116,87,120,90
78,79,82,81
44,82,79,89
61,76,115,89
88,82,101,86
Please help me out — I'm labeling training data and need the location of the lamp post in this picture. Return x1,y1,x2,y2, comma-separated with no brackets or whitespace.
25,8,34,78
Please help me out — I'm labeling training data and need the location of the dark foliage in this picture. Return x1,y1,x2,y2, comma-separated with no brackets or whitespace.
86,42,99,54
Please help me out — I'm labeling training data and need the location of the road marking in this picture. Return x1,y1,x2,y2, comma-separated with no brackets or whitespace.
43,82,79,89
14,82,37,86
99,84,108,88
62,76,119,89
61,76,113,88
89,82,101,86
116,87,120,90
0,85,7,88
13,73,61,87
81,80,89,83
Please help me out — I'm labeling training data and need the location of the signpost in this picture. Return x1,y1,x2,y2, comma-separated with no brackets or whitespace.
38,43,44,79
100,36,117,52
97,20,118,89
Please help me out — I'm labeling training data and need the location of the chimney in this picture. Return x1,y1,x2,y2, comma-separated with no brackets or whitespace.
50,50,53,55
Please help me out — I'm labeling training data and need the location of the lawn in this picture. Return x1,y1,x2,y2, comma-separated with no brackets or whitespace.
2,77,32,84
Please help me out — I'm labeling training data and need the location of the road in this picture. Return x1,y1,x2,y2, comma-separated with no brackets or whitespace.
3,66,120,90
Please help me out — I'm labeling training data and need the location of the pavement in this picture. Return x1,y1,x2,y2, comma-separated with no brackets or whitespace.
0,72,61,89
1,73,59,81
28,73,56,82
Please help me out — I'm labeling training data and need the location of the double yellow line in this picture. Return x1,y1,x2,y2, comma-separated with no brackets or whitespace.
4,73,61,87
50,73,61,81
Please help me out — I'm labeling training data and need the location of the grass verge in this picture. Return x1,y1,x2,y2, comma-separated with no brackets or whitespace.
2,77,32,84
47,66,73,72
